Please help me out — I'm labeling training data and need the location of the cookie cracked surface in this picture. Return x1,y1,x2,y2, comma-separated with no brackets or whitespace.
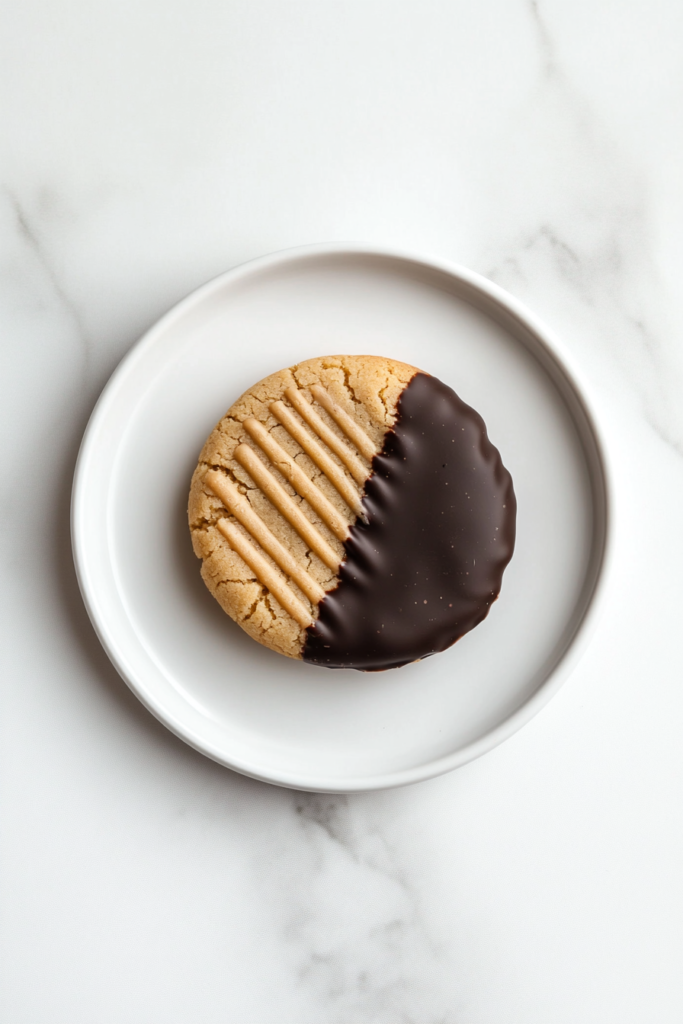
188,354,516,671
188,355,418,661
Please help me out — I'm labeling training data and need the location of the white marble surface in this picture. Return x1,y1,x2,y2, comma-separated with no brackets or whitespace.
2,0,683,1020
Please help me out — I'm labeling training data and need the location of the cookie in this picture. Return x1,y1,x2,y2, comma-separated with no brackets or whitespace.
188,355,516,670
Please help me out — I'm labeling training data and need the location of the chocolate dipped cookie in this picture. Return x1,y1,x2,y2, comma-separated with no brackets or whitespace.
188,355,516,670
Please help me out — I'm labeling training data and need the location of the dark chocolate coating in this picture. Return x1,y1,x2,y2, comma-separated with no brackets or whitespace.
303,372,516,671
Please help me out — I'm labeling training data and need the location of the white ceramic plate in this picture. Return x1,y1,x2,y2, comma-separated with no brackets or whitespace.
72,244,612,792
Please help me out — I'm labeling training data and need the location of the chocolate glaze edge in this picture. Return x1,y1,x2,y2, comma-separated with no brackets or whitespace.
303,372,517,671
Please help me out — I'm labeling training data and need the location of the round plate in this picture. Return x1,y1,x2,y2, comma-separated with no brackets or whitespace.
72,244,612,792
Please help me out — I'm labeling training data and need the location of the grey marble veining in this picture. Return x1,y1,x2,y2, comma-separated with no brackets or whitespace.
2,1,683,1021
274,793,450,1023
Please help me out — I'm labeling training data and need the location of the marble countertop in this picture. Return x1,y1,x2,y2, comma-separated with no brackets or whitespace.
2,1,683,1020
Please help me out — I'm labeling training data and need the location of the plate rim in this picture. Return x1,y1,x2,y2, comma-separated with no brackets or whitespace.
71,242,615,792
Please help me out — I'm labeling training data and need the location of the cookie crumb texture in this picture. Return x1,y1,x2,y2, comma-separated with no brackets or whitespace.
188,355,418,660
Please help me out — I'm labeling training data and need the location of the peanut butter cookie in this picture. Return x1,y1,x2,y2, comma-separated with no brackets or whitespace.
188,354,515,670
